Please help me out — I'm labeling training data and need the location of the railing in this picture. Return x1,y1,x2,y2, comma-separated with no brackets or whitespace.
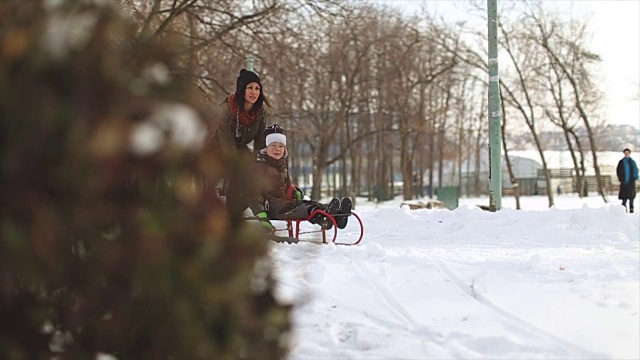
537,168,574,178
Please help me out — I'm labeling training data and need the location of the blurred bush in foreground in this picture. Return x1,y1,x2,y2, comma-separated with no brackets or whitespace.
0,1,290,358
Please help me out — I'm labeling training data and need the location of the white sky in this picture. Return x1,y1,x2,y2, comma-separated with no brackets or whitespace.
368,0,640,129
273,194,640,359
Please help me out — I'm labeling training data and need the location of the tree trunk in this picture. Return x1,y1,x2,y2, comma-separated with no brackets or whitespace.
534,15,607,203
400,130,413,200
499,86,521,209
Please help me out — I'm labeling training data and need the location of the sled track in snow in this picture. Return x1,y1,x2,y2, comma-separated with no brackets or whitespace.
348,258,463,358
434,259,607,359
349,259,418,331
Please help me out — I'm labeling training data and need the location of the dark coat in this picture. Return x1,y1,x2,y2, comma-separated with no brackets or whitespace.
215,97,267,155
248,150,318,220
617,157,638,200
255,150,291,201
214,96,268,217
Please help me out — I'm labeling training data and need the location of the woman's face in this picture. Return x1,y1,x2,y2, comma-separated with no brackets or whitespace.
244,82,261,107
266,142,285,160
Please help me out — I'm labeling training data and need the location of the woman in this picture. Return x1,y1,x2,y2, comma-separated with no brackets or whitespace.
215,69,268,155
214,69,269,218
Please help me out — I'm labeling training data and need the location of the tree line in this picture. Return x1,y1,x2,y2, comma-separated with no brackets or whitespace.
121,0,620,209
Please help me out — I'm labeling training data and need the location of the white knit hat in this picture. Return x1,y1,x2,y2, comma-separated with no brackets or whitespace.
266,132,286,147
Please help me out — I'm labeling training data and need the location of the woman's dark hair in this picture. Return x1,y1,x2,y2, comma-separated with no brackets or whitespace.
235,69,264,112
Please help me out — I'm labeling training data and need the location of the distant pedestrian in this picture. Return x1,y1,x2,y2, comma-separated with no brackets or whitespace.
616,148,638,213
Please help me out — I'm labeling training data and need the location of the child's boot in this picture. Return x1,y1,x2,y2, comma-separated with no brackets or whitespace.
307,205,323,224
321,198,341,230
336,197,352,229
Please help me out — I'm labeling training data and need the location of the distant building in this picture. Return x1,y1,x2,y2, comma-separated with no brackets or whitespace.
432,150,631,196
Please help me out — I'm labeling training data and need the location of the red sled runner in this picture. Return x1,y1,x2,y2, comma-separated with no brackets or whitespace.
248,186,364,246
281,205,364,246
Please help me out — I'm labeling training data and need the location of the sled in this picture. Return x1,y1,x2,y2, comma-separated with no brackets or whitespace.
280,207,364,246
246,208,364,246
245,189,363,245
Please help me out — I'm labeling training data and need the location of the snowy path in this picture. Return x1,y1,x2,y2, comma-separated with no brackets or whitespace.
272,198,640,359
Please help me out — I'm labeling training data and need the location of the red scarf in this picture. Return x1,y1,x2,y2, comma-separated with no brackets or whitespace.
228,92,259,126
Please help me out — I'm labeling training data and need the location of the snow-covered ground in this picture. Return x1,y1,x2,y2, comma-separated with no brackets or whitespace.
270,194,640,359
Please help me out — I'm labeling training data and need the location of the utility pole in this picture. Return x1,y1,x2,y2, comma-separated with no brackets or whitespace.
487,0,502,211
246,56,254,71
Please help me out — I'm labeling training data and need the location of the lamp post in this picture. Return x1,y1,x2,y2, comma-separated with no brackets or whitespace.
487,0,502,211
246,56,254,71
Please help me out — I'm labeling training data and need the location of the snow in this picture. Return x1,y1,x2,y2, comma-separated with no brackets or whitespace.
271,194,640,359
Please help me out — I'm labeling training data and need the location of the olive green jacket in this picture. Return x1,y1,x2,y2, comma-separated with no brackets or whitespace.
216,98,267,155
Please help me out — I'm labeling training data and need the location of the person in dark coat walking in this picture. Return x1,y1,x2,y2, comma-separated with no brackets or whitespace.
616,148,639,213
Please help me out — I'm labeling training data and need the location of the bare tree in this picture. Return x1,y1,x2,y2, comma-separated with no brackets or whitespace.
499,85,522,209
540,62,588,197
527,6,607,202
498,18,554,207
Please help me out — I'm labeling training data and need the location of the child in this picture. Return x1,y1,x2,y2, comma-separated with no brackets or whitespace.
248,124,352,233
